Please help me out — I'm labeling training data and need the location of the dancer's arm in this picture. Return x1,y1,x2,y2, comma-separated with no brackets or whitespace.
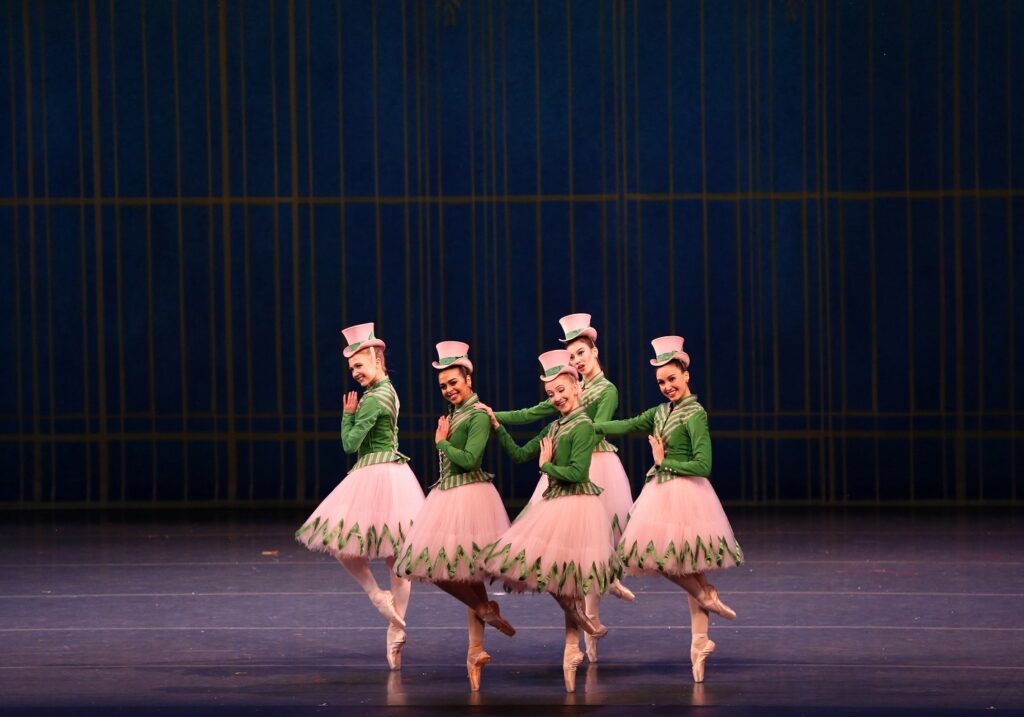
589,384,619,423
493,399,556,425
494,423,548,463
341,396,382,454
594,405,657,436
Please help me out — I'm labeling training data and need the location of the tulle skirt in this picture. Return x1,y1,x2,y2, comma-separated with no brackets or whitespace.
295,462,425,560
589,452,634,542
619,475,743,576
395,481,511,582
523,452,634,543
482,493,622,598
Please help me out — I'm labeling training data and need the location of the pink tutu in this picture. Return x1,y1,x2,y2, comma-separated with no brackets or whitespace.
619,475,743,576
525,475,549,505
589,452,634,542
482,493,622,598
295,462,425,560
522,453,634,543
395,481,511,582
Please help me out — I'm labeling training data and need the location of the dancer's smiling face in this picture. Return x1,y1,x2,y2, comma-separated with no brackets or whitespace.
437,367,473,407
656,361,690,402
545,374,581,416
566,338,599,380
348,348,383,387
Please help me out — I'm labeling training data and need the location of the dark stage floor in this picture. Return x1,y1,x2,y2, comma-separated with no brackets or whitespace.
0,507,1021,716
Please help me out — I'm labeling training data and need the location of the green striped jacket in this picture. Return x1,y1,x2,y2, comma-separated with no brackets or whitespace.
433,393,494,490
595,394,711,484
493,372,619,453
342,378,409,473
495,406,602,499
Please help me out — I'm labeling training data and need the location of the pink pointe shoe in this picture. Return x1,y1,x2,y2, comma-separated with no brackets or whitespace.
467,649,490,691
386,624,406,670
370,589,407,628
566,597,608,638
607,578,636,602
476,600,516,637
690,634,716,683
563,645,585,693
696,585,736,620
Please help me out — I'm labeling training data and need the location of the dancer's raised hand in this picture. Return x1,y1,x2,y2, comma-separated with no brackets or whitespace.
343,391,358,414
475,403,499,429
435,416,451,444
539,436,554,467
648,435,665,465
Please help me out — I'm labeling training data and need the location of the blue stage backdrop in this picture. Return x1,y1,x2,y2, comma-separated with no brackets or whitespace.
1,0,1022,507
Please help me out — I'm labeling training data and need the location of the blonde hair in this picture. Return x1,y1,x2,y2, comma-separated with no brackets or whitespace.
367,346,388,375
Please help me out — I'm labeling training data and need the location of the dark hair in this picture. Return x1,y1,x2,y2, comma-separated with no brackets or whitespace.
437,365,472,381
566,336,602,371
663,358,689,373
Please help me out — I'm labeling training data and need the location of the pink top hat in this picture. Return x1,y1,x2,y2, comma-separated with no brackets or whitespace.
649,335,691,368
538,349,578,383
341,322,386,358
432,340,474,373
557,313,598,343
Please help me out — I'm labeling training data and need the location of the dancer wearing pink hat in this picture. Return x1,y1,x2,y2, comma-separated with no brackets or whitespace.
394,341,515,691
477,349,623,693
295,323,426,671
594,336,743,683
487,313,635,663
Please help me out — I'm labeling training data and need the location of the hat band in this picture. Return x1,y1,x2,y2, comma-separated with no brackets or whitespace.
564,327,587,340
438,354,466,366
543,364,566,377
655,350,680,361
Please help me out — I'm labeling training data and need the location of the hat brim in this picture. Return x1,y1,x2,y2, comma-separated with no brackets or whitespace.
343,339,386,358
650,351,690,368
539,366,579,383
432,358,474,373
558,328,598,344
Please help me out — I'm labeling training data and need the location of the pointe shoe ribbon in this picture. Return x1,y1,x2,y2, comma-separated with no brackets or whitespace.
607,578,636,602
476,600,516,637
467,650,491,692
562,645,585,693
696,585,736,620
371,589,407,628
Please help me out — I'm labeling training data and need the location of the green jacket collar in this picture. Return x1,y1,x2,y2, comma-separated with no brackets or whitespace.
451,392,480,414
671,393,697,408
558,405,587,425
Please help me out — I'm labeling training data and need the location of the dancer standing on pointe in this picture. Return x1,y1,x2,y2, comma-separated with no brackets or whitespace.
394,341,515,691
594,336,743,683
295,323,425,670
476,349,623,693
489,314,635,663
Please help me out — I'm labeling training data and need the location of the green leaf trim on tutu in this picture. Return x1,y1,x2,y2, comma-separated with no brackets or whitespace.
620,535,744,574
610,512,626,539
294,515,406,558
394,542,488,581
483,543,624,596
